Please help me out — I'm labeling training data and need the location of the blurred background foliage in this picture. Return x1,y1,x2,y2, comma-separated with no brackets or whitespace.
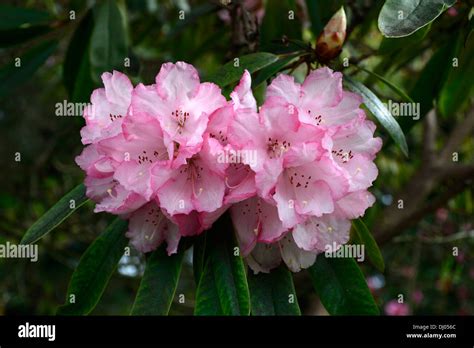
0,0,473,315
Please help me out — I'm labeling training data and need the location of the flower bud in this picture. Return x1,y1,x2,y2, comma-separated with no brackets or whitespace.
315,7,347,62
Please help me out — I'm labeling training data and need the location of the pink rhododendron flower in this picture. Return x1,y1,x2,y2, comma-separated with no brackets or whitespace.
230,67,381,273
76,63,381,269
80,71,133,145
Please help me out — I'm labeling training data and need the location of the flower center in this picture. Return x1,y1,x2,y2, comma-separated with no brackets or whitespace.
137,149,168,165
172,109,190,134
332,148,353,163
109,113,123,122
209,130,228,144
287,168,311,190
307,110,323,125
180,158,204,197
267,137,290,159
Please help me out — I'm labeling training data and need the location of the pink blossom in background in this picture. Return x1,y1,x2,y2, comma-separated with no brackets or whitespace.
76,63,382,269
411,290,424,305
384,300,410,316
435,207,449,223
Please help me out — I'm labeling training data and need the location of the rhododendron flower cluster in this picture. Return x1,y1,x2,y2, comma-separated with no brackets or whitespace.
76,61,381,273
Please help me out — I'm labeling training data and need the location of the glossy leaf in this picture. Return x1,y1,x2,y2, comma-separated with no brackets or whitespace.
308,255,379,315
0,40,58,99
248,266,301,315
378,0,456,38
21,184,88,245
57,218,128,315
352,219,385,272
344,75,408,157
131,246,184,315
194,215,250,315
89,0,128,82
207,52,278,88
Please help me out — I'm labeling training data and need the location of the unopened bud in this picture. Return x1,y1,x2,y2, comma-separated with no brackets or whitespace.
315,7,346,62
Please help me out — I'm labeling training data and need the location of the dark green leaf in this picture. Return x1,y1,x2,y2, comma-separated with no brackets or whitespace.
57,218,128,315
252,53,300,87
21,184,88,245
378,0,455,38
0,26,51,48
194,215,250,315
248,265,301,315
0,4,50,30
260,0,302,52
399,36,460,131
438,29,474,117
378,24,431,55
343,75,408,157
168,3,218,38
0,40,58,99
308,255,379,315
352,218,385,272
192,233,207,283
356,66,414,103
89,0,128,82
63,9,96,103
131,246,184,315
305,0,343,37
206,52,279,88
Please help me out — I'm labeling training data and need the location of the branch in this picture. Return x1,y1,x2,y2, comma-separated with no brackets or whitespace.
373,106,474,245
440,107,474,162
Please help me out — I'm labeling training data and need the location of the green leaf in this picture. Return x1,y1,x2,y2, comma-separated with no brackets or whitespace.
356,66,414,103
0,25,51,48
0,40,58,99
378,24,431,55
252,53,300,88
0,4,52,47
21,184,88,245
131,246,184,315
57,218,128,315
194,215,250,315
438,29,474,117
0,4,50,30
260,0,302,52
378,0,456,38
167,3,218,38
305,0,343,37
63,9,96,103
206,52,279,88
343,75,408,157
399,36,460,131
192,233,207,283
352,219,385,272
247,265,301,315
89,0,128,82
308,255,379,315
